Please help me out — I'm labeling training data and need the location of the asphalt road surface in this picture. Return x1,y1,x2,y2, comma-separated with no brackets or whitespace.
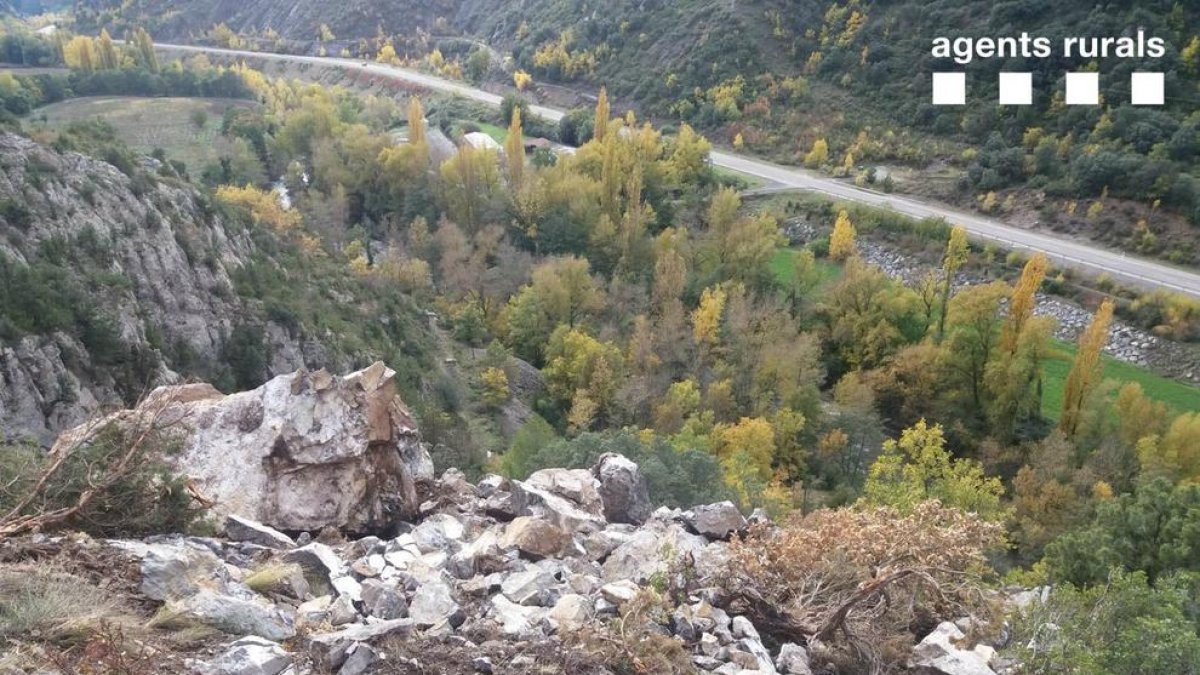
157,43,1200,297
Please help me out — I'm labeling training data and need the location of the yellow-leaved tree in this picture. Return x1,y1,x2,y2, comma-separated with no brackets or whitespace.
828,209,857,261
804,138,829,168
1059,299,1114,438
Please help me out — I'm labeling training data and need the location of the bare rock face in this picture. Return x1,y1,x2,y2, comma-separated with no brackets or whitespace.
54,362,433,533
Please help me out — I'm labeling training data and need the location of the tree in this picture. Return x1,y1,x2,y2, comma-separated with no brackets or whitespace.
594,86,610,142
828,209,857,261
1060,300,1114,438
132,27,158,72
692,285,726,351
407,97,427,148
1001,253,1049,355
942,281,1010,413
439,146,502,232
1137,413,1200,483
514,70,533,91
505,256,605,363
542,326,624,431
804,138,829,168
666,123,712,189
936,226,969,342
504,107,525,192
1046,478,1200,585
863,419,1005,520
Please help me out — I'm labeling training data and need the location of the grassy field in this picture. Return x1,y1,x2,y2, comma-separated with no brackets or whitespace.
1041,339,1200,421
25,97,259,171
770,247,843,289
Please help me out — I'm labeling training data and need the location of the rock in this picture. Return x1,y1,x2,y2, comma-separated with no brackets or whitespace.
600,580,640,605
225,516,296,550
350,554,386,578
110,539,294,640
284,542,347,587
361,579,407,620
447,529,503,579
511,471,606,533
547,593,593,632
911,622,997,675
409,578,461,627
490,595,547,637
592,453,652,525
296,595,333,626
582,526,634,562
501,567,558,606
307,619,415,669
328,595,359,626
472,656,495,674
198,636,292,675
776,643,813,675
683,502,747,540
57,363,433,533
602,521,707,583
699,632,721,657
411,514,466,553
331,575,363,603
477,475,507,498
338,643,380,675
732,616,760,641
500,516,571,560
169,589,296,641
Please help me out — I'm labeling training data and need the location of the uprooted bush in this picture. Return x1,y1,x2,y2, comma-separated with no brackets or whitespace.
0,421,201,539
722,500,1004,670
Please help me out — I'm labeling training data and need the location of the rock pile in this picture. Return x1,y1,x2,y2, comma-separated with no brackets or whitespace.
88,452,1003,675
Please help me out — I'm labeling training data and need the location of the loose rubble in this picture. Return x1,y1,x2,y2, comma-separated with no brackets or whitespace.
59,453,1005,675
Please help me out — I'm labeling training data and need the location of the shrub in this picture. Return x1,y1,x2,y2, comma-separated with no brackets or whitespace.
1009,568,1200,674
724,501,1002,669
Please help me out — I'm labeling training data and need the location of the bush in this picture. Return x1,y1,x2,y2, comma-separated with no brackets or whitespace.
1009,568,1200,674
725,501,1003,669
1045,478,1200,586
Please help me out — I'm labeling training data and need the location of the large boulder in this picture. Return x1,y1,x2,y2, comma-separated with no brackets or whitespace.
592,453,652,525
511,469,606,533
683,501,747,540
54,362,434,533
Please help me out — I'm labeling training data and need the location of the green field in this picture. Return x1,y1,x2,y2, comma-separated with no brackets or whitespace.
770,247,843,289
1041,339,1200,421
25,96,259,171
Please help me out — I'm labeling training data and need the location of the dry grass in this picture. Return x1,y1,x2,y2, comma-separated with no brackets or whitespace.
0,564,126,642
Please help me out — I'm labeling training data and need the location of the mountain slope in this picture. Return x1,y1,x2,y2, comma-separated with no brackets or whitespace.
0,132,433,443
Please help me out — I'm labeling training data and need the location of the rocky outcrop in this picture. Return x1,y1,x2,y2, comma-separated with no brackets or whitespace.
53,363,434,533
0,133,330,444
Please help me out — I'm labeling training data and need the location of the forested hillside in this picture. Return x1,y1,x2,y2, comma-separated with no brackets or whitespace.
72,0,1200,262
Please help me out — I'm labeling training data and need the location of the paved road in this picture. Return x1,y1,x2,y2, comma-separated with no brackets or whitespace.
157,43,1200,297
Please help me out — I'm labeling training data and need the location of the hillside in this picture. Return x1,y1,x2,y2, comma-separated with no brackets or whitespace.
74,0,1200,260
0,131,434,444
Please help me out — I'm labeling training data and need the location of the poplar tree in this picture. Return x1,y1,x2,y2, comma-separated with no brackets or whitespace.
594,86,610,142
936,226,969,342
504,106,524,191
829,209,857,261
1060,299,1114,438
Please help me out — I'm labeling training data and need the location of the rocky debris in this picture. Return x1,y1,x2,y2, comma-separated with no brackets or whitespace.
225,516,296,550
109,538,295,641
592,452,653,525
54,363,434,533
85,453,956,675
194,636,292,675
683,501,748,540
911,622,999,675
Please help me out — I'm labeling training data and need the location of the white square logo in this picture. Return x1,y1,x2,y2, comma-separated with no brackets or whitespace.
999,72,1033,105
932,72,966,105
1065,72,1099,105
1131,72,1164,105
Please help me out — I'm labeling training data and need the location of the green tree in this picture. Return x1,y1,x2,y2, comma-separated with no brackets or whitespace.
936,226,969,342
863,419,1005,520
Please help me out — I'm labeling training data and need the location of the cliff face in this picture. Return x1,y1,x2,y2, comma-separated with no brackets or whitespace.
0,133,320,443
